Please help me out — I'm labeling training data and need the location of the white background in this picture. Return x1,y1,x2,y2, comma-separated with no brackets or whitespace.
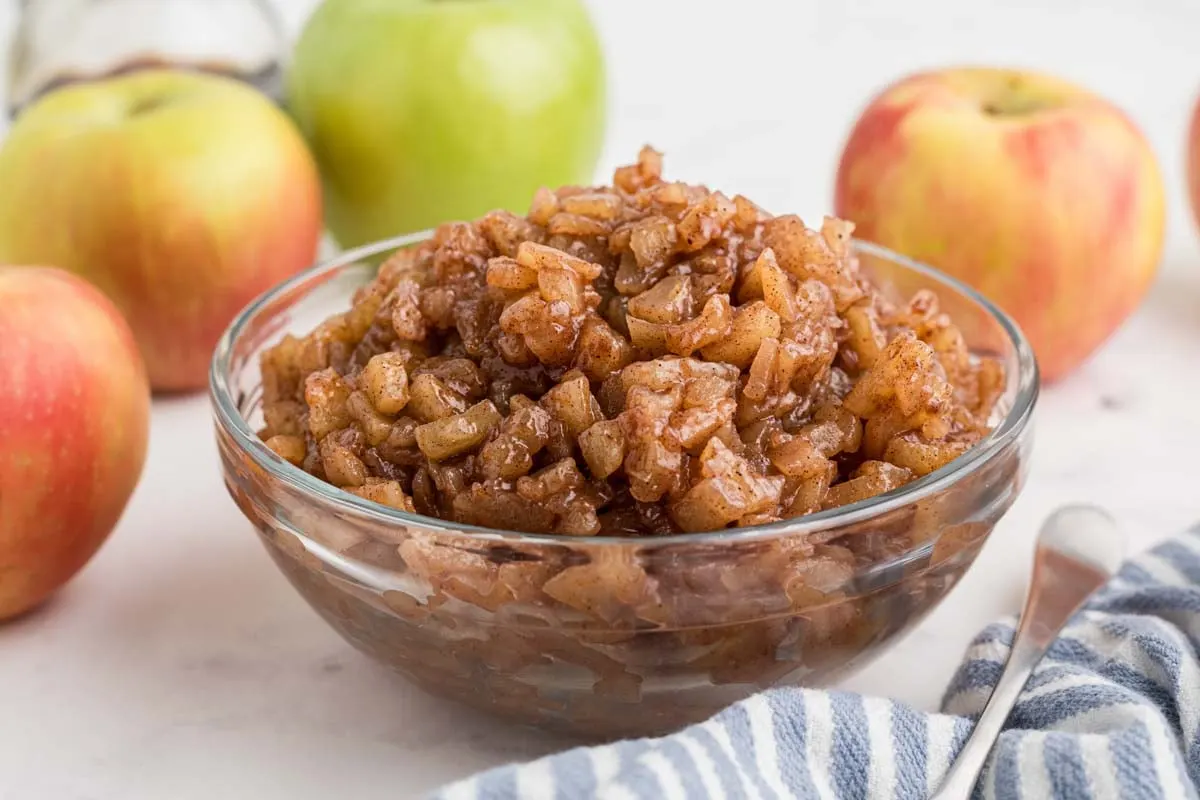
2,1,1200,798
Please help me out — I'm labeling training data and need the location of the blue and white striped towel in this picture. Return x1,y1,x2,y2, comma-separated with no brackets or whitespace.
432,524,1200,799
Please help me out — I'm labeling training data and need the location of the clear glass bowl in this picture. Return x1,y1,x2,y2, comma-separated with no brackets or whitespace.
209,233,1038,739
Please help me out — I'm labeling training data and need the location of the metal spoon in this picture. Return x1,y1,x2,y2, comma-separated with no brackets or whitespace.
930,504,1127,799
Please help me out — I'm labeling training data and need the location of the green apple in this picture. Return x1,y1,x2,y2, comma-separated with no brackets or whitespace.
287,0,607,248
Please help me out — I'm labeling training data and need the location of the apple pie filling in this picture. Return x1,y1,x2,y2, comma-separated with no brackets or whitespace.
258,148,1004,536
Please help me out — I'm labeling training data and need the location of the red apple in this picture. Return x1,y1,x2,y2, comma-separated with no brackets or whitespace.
835,67,1166,382
0,267,150,620
0,69,323,392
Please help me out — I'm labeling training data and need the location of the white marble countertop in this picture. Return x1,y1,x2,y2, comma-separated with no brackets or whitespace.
3,1,1200,797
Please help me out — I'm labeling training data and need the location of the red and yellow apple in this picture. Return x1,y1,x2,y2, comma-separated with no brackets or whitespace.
0,69,323,392
0,267,150,621
835,68,1165,382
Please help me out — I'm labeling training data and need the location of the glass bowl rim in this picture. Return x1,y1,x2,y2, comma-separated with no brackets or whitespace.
209,231,1039,548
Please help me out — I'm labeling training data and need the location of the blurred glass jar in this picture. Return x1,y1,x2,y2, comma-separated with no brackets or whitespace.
6,0,287,118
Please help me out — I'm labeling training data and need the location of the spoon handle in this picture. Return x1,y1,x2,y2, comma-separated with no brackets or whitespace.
930,505,1125,799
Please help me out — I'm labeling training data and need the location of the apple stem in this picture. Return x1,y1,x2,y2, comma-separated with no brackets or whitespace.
128,96,171,116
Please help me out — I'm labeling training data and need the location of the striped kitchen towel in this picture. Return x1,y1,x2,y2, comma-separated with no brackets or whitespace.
432,525,1200,799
